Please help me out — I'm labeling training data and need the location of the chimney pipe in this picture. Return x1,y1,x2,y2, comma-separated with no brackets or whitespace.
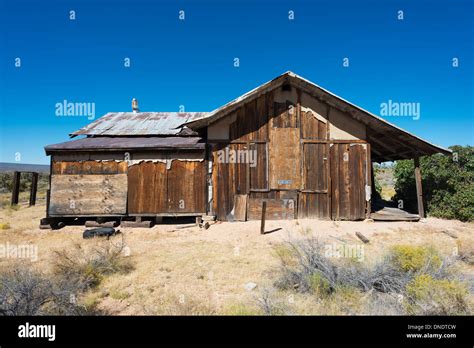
132,98,139,113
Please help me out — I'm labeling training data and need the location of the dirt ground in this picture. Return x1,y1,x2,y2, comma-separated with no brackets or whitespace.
0,201,473,315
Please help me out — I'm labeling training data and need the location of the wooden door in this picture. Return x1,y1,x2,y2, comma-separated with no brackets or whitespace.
211,143,249,220
330,143,367,220
298,143,329,218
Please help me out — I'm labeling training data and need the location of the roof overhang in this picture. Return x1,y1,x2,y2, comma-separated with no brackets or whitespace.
45,136,205,155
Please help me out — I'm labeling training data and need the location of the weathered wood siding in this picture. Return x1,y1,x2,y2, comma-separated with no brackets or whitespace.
52,160,127,175
269,128,301,190
248,198,295,220
49,160,128,216
211,143,249,219
128,160,207,214
209,82,368,221
49,174,127,216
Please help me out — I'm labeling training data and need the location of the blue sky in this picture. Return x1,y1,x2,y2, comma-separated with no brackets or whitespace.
0,0,472,164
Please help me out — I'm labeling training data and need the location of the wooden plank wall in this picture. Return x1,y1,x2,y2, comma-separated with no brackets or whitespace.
301,111,327,139
247,198,295,220
52,160,127,175
269,128,301,190
210,85,368,221
49,174,127,215
49,160,128,216
127,162,167,213
128,160,207,214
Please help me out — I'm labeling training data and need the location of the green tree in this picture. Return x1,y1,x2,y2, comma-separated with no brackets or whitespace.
393,145,474,222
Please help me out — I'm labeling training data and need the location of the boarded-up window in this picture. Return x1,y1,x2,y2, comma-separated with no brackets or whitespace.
249,143,268,191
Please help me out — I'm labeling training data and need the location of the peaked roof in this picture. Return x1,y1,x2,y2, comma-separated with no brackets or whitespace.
184,71,451,162
70,112,207,137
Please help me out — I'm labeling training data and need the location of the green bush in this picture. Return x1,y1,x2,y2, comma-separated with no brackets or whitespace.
393,145,474,221
390,245,442,273
405,274,470,315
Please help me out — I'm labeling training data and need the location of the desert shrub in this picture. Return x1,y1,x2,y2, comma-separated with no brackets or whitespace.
224,303,260,315
0,267,54,315
393,145,474,221
110,289,131,300
457,240,474,265
273,238,471,315
255,287,289,315
389,245,442,273
0,266,100,315
274,237,339,294
405,274,470,315
308,273,332,297
0,222,10,230
372,163,383,197
53,238,133,291
0,239,133,316
274,238,411,295
163,295,217,315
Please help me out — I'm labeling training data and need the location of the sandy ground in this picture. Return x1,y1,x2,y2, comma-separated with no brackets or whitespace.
0,201,473,314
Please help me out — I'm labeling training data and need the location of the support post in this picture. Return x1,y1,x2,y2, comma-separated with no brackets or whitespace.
29,172,38,206
414,157,425,218
11,171,21,205
260,201,267,234
366,144,373,219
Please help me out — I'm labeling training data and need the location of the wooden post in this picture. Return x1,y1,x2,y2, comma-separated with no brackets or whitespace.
366,144,372,219
414,157,425,218
260,201,267,234
11,171,21,205
29,172,38,206
46,189,51,217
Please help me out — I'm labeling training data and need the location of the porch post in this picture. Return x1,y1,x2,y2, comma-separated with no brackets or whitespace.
414,156,425,218
366,144,373,219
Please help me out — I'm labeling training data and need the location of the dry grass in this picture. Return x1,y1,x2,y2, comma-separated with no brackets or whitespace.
0,200,473,315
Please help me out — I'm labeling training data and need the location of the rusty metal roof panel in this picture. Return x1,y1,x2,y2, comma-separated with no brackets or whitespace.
70,112,208,136
45,136,205,154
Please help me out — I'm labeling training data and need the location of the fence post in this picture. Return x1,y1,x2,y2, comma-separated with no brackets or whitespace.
11,171,21,205
260,201,267,234
29,172,39,206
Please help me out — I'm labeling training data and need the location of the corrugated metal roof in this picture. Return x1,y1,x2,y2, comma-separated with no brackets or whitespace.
70,112,208,137
45,136,205,154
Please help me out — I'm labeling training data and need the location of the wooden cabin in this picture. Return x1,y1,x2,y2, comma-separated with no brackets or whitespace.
42,72,450,227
